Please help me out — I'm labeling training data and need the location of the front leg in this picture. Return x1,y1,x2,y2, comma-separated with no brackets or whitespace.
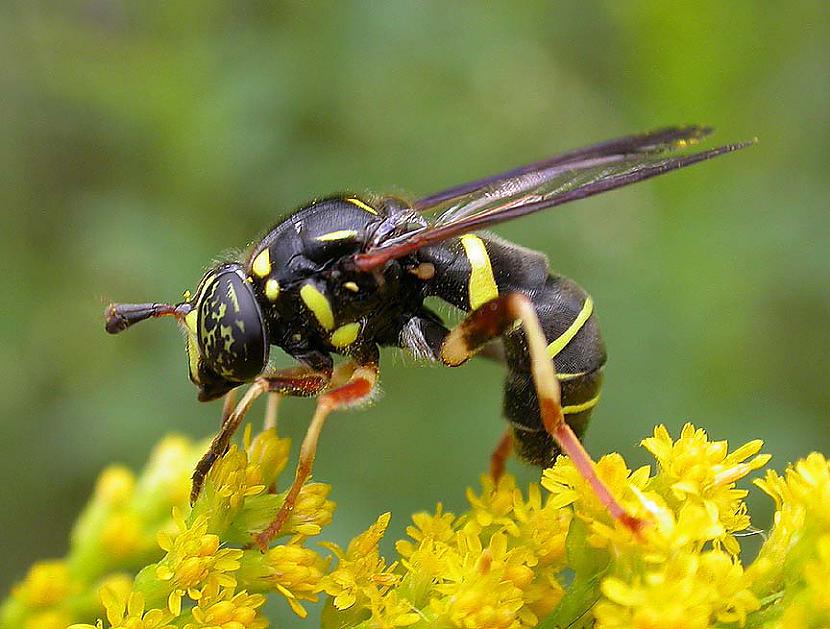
190,366,331,504
254,359,379,550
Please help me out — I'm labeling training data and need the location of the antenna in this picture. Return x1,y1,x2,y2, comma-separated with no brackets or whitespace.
104,301,192,334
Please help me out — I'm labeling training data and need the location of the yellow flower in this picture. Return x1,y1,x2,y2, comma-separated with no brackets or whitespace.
596,550,758,629
283,482,336,537
12,560,75,608
260,543,328,617
393,505,457,606
100,512,147,560
22,609,72,629
643,424,770,548
799,533,830,620
97,588,175,629
364,590,421,628
510,482,571,569
154,512,243,615
429,531,541,629
395,504,456,560
183,582,268,629
94,466,136,508
11,421,830,629
464,474,522,536
319,513,399,611
244,424,291,489
139,435,203,507
195,445,267,528
542,452,651,550
783,452,830,525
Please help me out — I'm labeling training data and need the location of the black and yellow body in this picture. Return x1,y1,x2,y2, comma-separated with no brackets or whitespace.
105,127,750,543
184,195,604,466
417,234,604,465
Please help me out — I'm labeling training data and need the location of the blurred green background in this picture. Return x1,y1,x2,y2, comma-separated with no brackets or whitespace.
2,1,828,624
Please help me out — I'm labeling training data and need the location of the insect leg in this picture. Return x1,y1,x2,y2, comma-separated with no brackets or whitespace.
219,389,238,427
263,393,280,431
190,367,331,504
440,293,643,533
490,429,513,480
254,361,379,550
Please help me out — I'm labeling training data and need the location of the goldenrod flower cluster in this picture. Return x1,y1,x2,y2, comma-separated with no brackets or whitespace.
0,426,332,629
2,422,830,628
320,424,830,629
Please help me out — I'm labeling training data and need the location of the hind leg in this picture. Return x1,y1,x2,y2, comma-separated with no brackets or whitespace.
441,293,643,533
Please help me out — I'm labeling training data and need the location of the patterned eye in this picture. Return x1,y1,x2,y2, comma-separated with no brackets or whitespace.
195,264,269,382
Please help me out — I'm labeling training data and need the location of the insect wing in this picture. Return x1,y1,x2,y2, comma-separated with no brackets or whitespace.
413,125,715,215
353,134,753,272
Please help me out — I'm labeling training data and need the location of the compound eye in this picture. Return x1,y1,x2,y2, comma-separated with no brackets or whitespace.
196,265,268,382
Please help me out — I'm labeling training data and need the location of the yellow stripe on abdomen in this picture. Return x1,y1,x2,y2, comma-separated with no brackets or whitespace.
546,296,594,359
562,394,600,415
459,234,499,310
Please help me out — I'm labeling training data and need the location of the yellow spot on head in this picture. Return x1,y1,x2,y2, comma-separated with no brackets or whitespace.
460,234,499,309
186,334,201,384
300,283,335,331
331,322,361,348
265,278,280,301
184,309,198,334
546,296,593,359
316,229,358,242
345,197,378,215
252,248,271,278
344,281,359,293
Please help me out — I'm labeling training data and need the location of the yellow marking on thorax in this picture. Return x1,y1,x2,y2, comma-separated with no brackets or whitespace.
344,281,359,293
460,234,499,310
316,229,358,242
252,248,271,278
265,278,280,302
331,322,361,348
546,296,594,359
562,393,600,415
300,283,335,331
345,197,378,215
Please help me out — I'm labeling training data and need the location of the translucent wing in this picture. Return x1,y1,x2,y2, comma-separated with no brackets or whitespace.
414,125,716,216
353,127,753,272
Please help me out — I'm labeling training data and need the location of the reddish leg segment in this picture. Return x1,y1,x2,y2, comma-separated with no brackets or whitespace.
441,293,644,534
254,362,378,550
190,367,331,504
490,430,513,480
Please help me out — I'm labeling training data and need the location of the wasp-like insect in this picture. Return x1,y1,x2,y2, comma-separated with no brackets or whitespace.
105,126,751,548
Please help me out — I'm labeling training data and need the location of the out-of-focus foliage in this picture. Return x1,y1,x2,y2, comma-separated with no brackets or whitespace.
1,3,828,627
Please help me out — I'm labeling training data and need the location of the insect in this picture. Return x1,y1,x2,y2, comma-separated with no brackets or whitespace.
105,126,751,549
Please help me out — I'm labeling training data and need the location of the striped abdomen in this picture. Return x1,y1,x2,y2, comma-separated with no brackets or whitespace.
419,233,606,465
